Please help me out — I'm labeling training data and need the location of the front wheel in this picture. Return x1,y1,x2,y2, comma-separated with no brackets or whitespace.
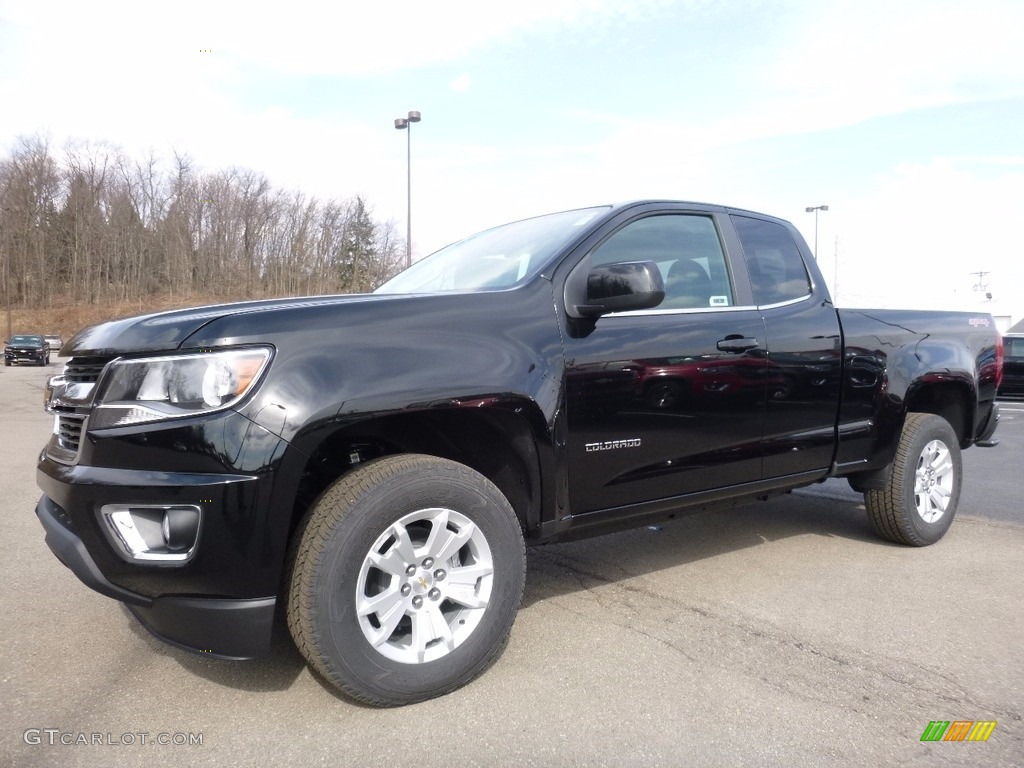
287,454,526,706
864,413,962,546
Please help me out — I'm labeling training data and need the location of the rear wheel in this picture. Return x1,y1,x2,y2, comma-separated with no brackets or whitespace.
645,380,685,409
287,454,526,706
864,413,962,546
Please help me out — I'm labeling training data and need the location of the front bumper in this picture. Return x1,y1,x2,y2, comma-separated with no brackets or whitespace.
5,351,45,363
34,406,295,659
37,494,276,658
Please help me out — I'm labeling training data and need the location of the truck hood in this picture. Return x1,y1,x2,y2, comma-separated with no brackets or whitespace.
65,294,400,356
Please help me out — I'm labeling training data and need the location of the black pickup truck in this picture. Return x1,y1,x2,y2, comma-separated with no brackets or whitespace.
36,201,1002,706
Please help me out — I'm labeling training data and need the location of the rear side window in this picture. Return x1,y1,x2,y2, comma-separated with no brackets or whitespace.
589,214,734,309
1006,337,1024,357
731,216,812,306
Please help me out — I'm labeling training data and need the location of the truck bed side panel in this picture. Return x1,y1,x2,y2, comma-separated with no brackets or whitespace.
834,308,999,473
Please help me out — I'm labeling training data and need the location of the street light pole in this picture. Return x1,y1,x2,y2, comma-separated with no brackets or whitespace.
394,110,421,269
804,204,829,260
1,211,11,340
3,248,10,341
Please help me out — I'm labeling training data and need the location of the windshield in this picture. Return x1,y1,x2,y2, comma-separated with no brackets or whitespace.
10,335,42,347
376,207,608,294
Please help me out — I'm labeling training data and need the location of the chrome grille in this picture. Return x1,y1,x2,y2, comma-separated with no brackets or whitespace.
57,414,86,453
45,356,111,464
64,356,114,383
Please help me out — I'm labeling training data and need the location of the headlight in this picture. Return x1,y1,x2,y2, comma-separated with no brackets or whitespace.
89,348,272,430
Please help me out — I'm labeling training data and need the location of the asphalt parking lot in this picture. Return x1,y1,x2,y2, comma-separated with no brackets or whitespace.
1,359,1022,767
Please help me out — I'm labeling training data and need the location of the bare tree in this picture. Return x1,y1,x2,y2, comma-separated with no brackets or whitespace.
0,135,408,316
2,136,60,309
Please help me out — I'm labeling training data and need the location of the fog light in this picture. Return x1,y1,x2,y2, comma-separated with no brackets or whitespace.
161,507,200,551
100,504,201,564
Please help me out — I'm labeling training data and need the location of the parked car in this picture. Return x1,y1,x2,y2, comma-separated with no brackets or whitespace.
999,333,1024,396
43,335,64,355
4,334,49,366
36,200,1002,706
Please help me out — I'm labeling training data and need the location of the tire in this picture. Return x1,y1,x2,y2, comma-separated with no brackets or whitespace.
287,454,526,706
864,413,962,546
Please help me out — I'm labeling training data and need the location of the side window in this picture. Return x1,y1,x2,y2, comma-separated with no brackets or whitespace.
731,216,812,305
589,215,733,309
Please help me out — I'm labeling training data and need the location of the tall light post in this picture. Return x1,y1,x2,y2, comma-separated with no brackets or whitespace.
1,207,13,341
805,204,829,260
394,110,421,269
3,245,10,341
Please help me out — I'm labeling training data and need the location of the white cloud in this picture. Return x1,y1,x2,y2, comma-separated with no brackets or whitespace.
449,74,472,93
767,0,1024,132
823,158,1024,313
0,0,682,79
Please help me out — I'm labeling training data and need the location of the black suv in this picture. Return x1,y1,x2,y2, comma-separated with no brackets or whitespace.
4,335,50,366
1000,334,1024,396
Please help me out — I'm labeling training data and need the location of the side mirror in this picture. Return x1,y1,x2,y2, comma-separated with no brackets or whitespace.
575,261,665,318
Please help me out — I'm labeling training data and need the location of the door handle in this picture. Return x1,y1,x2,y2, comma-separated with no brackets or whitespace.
717,336,760,352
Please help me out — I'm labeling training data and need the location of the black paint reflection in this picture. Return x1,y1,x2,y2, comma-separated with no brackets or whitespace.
564,310,767,514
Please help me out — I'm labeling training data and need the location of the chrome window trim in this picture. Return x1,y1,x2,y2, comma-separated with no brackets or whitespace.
602,304,760,319
756,293,813,310
599,290,812,318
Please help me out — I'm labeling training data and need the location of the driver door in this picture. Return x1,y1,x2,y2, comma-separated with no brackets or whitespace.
563,211,767,516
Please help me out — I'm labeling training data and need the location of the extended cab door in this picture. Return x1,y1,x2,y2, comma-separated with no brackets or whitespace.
561,208,767,516
729,213,843,478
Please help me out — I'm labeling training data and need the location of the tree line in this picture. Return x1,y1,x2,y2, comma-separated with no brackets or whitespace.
0,135,406,310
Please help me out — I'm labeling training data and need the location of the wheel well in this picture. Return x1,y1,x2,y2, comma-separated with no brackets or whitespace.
905,382,972,448
289,408,543,545
846,383,973,493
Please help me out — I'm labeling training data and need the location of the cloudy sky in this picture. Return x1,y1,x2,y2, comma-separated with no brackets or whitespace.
2,0,1022,322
